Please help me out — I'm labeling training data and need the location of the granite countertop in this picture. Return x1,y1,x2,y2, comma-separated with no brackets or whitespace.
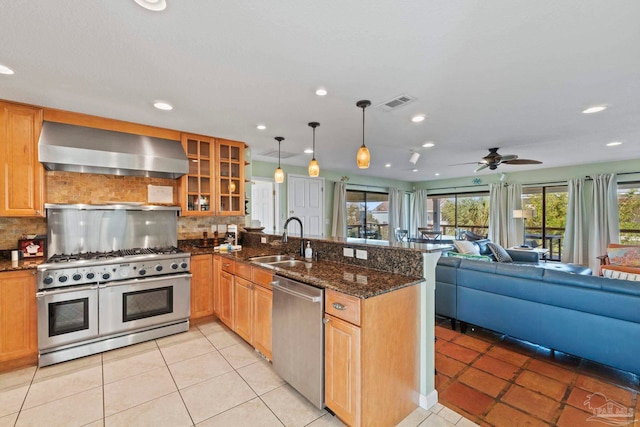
0,258,42,272
180,243,424,299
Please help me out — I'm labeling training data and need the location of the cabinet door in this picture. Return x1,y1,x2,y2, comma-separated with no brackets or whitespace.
213,255,222,317
325,314,361,427
0,102,44,217
179,133,214,216
233,277,252,342
189,254,213,320
252,284,272,360
0,270,37,365
216,139,245,215
219,270,234,328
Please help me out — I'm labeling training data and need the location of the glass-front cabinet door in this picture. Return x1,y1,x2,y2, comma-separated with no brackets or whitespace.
216,139,245,215
180,134,214,215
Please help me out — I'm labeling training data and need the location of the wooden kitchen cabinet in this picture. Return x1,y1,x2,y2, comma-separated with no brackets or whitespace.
0,270,38,370
179,133,215,215
218,258,235,328
233,277,253,342
252,283,272,359
215,139,245,215
0,101,45,217
324,286,419,427
190,254,214,320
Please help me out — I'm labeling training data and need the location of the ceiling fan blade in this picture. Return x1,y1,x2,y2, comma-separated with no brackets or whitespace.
502,159,542,165
500,154,518,162
448,161,483,166
474,163,489,172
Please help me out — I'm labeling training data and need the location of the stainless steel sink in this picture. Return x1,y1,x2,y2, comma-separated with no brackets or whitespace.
268,260,312,269
248,255,296,263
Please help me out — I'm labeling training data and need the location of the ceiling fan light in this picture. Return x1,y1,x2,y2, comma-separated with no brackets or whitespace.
308,159,320,177
357,145,370,169
274,167,284,183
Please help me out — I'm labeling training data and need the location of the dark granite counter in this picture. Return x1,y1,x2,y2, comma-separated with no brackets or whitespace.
0,258,42,272
179,243,424,299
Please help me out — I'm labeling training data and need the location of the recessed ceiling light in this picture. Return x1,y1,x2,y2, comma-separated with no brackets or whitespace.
385,163,391,168
606,141,622,146
304,148,314,154
582,105,607,114
153,101,173,111
411,114,426,123
412,168,418,172
422,142,435,148
256,124,266,130
0,64,14,75
315,88,327,96
434,173,440,176
134,0,167,11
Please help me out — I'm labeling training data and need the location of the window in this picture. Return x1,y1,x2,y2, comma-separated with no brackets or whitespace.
521,186,568,261
430,192,490,239
618,182,640,244
346,190,388,240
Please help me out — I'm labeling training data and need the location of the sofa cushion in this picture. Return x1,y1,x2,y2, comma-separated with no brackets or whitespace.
487,242,513,263
603,269,640,281
473,239,493,256
454,240,480,255
607,245,640,267
446,251,491,262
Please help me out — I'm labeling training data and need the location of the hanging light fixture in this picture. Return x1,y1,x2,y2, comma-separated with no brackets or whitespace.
356,100,372,168
308,122,320,177
274,136,285,183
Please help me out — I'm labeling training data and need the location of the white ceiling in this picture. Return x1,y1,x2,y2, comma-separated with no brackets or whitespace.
1,1,638,182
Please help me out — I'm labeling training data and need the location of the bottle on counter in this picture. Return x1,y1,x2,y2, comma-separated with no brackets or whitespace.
305,242,313,260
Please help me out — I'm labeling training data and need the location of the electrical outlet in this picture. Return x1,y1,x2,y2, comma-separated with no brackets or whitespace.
211,225,216,233
260,237,267,244
343,247,354,257
356,249,368,260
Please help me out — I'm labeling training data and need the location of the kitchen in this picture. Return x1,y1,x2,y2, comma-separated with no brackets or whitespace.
0,100,448,426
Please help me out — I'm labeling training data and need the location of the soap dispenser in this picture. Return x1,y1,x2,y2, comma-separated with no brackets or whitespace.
305,242,313,260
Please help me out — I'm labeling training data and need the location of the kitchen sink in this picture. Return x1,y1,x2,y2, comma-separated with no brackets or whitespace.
248,255,296,263
268,260,312,269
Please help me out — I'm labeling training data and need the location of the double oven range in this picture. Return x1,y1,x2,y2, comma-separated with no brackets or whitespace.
36,204,191,367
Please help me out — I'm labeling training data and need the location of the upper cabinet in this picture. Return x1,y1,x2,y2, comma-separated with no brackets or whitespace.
179,135,245,216
216,139,245,216
0,101,45,217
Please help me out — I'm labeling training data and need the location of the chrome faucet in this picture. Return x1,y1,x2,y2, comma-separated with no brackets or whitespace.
283,216,304,257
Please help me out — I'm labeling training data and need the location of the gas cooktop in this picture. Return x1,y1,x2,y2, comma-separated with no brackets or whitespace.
46,247,182,263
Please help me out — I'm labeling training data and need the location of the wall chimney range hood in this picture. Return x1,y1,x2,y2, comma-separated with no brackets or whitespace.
38,121,189,179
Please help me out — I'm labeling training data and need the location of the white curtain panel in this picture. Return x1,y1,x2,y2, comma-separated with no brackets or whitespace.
388,188,404,242
410,188,428,235
562,178,587,264
588,173,620,273
488,183,522,247
331,181,347,238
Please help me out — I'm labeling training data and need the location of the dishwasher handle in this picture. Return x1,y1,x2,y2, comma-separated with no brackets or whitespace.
271,281,322,303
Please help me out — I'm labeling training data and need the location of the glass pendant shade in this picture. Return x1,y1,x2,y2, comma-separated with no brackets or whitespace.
308,159,320,177
356,145,370,168
274,167,284,183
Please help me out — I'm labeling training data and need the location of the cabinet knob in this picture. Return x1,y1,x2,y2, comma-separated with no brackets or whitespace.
332,302,346,311
322,317,329,324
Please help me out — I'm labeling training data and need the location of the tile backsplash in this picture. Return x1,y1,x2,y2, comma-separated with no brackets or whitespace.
0,171,246,250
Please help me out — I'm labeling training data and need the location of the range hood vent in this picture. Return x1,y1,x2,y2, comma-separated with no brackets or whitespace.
38,121,189,179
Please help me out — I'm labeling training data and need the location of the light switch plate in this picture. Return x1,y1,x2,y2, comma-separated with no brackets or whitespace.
343,247,354,257
356,249,368,260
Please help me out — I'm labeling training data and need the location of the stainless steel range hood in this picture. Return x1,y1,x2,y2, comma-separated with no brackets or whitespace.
38,121,188,179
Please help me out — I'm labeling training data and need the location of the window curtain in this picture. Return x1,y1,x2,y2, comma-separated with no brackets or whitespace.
388,188,405,242
410,188,428,235
331,181,348,238
562,178,587,264
488,183,522,247
588,173,619,273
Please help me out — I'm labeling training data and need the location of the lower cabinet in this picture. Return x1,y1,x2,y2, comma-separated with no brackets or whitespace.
324,286,419,427
0,270,37,369
252,284,272,359
190,254,214,320
233,277,253,342
218,266,234,328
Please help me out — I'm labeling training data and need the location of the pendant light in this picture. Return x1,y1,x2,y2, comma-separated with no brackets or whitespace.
308,122,320,177
356,100,372,168
274,137,285,183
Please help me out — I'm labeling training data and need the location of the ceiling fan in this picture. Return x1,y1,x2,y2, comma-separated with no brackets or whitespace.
452,147,543,172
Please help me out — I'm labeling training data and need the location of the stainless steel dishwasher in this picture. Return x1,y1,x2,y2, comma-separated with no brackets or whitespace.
271,275,325,409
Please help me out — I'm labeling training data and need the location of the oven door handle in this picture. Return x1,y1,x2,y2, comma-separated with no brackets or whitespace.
36,285,98,298
99,273,192,288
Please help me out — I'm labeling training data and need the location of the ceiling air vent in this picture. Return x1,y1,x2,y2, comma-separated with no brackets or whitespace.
377,94,416,112
258,149,298,159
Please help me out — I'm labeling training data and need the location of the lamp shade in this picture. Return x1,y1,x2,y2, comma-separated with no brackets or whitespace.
308,159,320,177
274,167,284,183
357,145,370,168
513,208,535,219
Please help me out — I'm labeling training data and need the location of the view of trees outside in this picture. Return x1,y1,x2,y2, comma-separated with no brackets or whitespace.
435,194,490,237
346,190,388,240
618,185,640,244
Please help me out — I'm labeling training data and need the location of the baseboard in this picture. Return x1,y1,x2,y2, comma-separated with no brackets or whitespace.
419,389,439,410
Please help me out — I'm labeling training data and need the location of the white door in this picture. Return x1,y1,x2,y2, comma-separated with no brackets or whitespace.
287,174,324,237
251,178,279,234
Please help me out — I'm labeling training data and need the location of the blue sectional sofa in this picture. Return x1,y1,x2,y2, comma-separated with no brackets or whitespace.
436,256,640,374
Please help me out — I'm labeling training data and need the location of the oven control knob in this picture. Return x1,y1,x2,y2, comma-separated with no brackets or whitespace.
58,275,68,283
102,273,111,280
139,269,147,276
171,263,178,270
180,262,188,269
155,264,163,272
43,275,54,285
86,272,95,280
72,273,82,281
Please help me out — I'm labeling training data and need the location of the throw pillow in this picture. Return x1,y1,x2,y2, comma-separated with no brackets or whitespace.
487,242,513,263
607,246,640,267
603,268,640,281
446,251,492,262
454,240,480,255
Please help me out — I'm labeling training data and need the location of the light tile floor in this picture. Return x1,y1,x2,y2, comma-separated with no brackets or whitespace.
0,319,476,427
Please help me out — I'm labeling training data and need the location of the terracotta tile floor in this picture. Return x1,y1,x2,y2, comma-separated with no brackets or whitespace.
435,316,640,427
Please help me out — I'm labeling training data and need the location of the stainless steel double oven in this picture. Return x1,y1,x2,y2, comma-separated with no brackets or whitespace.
36,204,192,367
